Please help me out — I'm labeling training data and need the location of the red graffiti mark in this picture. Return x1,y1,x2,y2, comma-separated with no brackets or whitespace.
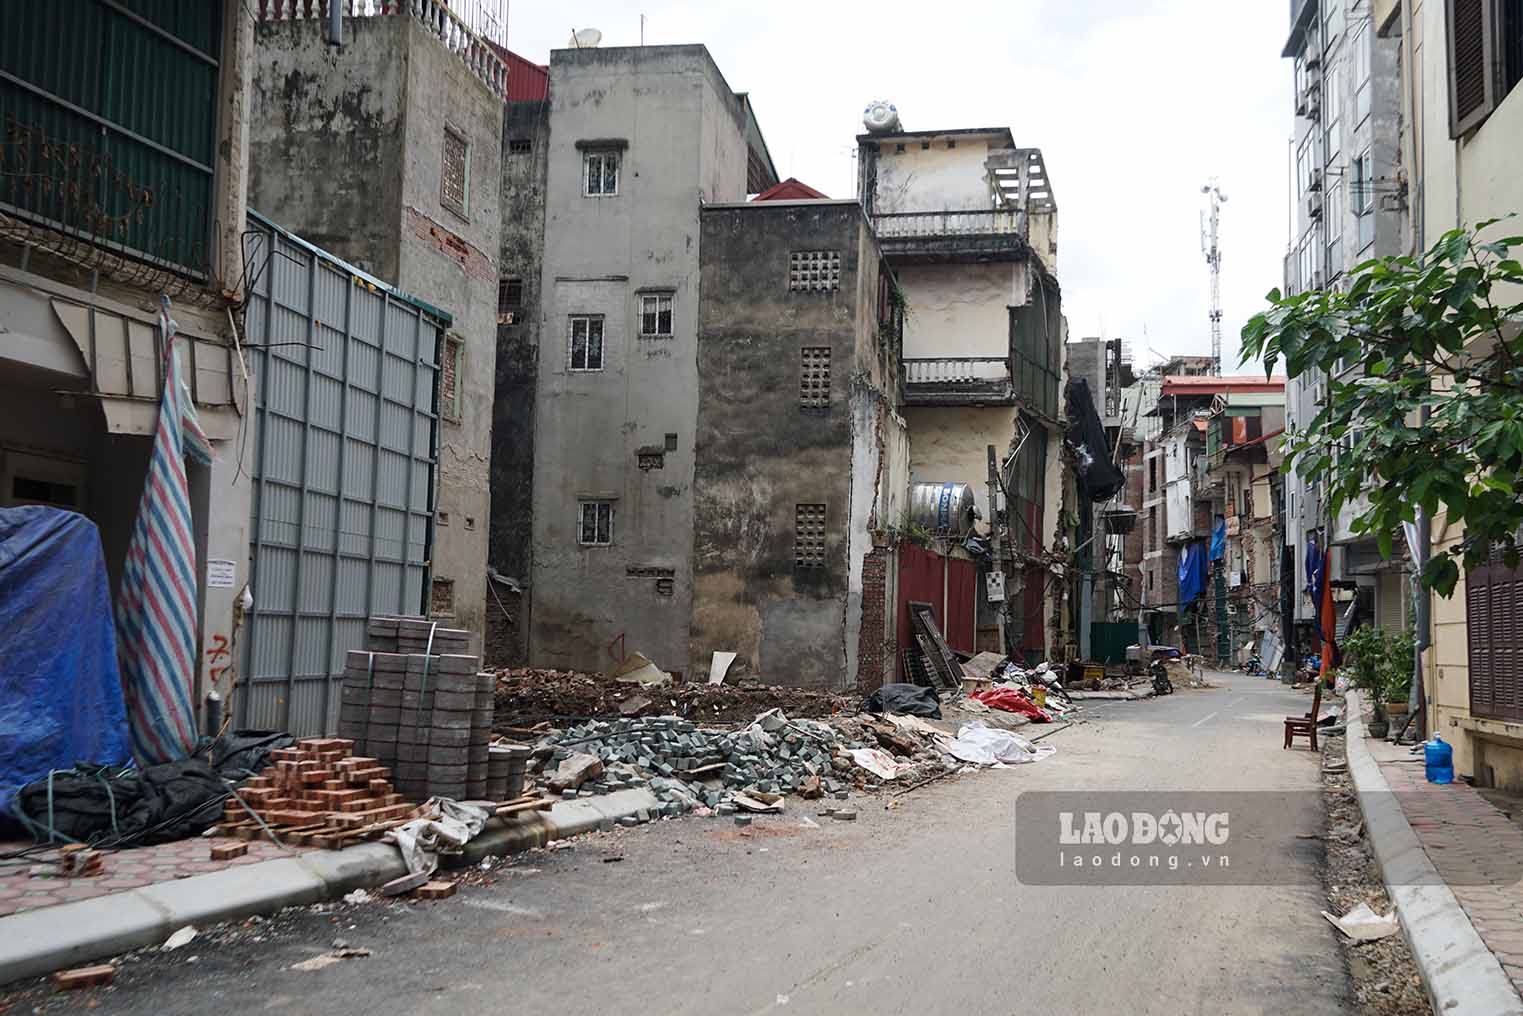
205,634,230,664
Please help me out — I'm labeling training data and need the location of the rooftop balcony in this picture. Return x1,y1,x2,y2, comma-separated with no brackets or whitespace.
872,208,1030,264
901,356,1015,407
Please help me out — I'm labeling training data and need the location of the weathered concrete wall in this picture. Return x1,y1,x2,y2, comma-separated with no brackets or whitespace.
693,201,889,689
905,405,1019,522
250,15,503,638
897,262,1020,360
248,17,406,282
869,135,1004,213
395,17,502,638
529,46,750,675
485,97,550,665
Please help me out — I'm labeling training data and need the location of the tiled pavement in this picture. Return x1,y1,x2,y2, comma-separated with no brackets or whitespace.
0,837,304,918
1371,738,1523,995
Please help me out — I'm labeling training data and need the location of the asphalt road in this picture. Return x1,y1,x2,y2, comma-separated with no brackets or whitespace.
34,670,1350,1015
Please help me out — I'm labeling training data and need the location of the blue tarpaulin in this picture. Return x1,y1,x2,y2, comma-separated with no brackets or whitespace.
1178,541,1208,607
0,507,131,817
1209,515,1227,561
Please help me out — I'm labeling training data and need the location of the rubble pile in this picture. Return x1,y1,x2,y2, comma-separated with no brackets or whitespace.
493,668,856,727
525,708,956,816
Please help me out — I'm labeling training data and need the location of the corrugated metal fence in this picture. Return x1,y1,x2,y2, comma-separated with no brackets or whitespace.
240,212,448,735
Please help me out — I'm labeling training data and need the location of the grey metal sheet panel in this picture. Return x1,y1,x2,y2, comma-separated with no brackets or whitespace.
240,218,442,737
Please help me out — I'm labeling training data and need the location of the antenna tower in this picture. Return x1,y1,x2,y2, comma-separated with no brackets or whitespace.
1201,180,1227,375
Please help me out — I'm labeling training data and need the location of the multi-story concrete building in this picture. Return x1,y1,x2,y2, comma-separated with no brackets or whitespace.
249,6,508,638
691,199,909,689
1282,0,1409,660
0,0,256,730
526,45,777,677
855,124,1064,661
1371,0,1523,784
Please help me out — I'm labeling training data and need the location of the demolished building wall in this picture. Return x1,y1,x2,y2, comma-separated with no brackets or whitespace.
691,201,904,690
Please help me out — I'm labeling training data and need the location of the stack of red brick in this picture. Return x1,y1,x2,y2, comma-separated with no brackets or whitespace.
228,737,415,830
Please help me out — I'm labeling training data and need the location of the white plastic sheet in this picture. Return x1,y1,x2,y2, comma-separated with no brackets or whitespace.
388,798,491,877
935,722,1056,766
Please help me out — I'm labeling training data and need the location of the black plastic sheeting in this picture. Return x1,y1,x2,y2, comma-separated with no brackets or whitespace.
12,759,228,847
1064,377,1126,503
862,683,943,719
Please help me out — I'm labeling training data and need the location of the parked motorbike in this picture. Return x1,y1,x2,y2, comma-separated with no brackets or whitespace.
1150,659,1175,696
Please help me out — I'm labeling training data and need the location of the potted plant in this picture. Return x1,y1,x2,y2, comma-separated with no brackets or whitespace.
1342,625,1388,737
1382,627,1417,722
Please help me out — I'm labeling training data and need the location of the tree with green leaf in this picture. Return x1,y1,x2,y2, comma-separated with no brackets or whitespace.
1240,222,1523,596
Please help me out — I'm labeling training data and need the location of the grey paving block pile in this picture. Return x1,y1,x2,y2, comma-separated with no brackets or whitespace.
334,616,496,802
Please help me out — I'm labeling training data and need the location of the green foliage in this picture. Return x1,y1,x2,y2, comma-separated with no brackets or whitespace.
1341,624,1417,703
1240,220,1523,596
881,512,934,549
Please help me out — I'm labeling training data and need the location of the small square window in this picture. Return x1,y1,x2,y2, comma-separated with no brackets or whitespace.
795,504,827,568
946,139,956,149
441,127,470,218
640,293,673,337
569,315,605,371
789,251,842,292
441,336,464,421
578,500,614,546
895,143,905,153
509,138,533,155
499,277,524,312
664,433,678,452
800,347,831,409
920,141,930,150
584,150,619,196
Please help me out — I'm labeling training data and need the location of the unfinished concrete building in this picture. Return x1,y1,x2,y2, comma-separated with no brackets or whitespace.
526,45,778,676
248,8,507,638
691,199,909,690
856,125,1064,662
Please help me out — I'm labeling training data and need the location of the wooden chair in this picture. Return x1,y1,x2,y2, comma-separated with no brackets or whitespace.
1283,680,1323,750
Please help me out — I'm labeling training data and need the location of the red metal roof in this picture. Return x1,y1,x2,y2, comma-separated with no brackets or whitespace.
489,44,549,101
1160,375,1285,397
752,177,829,201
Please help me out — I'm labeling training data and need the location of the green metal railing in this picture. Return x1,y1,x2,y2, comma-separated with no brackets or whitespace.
0,0,222,278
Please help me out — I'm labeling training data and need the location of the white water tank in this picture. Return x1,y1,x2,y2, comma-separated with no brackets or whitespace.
862,100,901,134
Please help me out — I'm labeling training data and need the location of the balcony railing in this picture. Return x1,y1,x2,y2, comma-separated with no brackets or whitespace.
902,357,1014,406
873,208,1027,239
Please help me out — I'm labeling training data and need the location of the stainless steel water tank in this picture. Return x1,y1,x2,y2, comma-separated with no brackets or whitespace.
909,482,978,536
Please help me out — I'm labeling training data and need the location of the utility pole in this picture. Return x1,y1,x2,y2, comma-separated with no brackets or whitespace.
1201,181,1227,376
987,444,1007,655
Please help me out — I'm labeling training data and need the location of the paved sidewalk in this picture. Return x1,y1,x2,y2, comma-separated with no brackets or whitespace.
1370,736,1523,994
0,837,305,918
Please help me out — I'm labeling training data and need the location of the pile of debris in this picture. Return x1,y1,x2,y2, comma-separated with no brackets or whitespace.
493,668,856,727
526,708,957,816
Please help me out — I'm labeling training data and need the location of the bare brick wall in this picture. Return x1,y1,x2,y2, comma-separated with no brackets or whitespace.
856,545,889,694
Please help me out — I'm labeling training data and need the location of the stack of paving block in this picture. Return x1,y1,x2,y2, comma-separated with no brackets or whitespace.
225,737,414,837
334,614,496,802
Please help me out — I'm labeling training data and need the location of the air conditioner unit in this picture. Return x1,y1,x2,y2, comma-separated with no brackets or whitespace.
1308,167,1323,192
1306,191,1324,219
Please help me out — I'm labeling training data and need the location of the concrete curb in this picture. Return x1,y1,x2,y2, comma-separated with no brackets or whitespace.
1344,690,1523,1016
0,788,661,987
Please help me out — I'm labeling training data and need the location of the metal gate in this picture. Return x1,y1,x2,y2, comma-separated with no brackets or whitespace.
240,212,449,735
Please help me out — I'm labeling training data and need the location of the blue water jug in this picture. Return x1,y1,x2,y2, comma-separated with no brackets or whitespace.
1425,736,1454,784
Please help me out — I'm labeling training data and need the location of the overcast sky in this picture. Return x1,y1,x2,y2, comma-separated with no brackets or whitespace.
506,1,1292,373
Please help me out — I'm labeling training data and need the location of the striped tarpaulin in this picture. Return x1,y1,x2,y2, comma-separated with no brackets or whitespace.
116,296,213,765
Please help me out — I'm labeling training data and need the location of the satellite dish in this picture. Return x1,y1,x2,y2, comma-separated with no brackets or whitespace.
862,100,901,134
569,27,603,48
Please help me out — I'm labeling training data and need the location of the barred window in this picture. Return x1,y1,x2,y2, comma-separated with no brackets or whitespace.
640,293,673,337
789,251,841,292
569,315,605,371
441,127,470,217
795,503,827,567
578,501,614,546
584,150,619,196
800,347,831,409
